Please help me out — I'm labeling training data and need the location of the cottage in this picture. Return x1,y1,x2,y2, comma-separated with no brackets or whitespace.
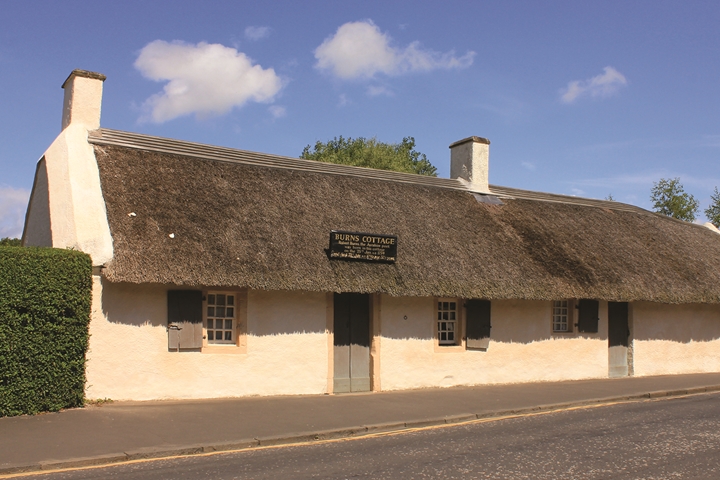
22,70,720,400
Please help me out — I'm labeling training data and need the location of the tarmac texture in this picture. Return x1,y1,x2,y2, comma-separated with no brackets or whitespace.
2,372,720,475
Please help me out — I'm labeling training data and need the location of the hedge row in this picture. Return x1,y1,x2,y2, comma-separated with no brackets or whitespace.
0,246,92,417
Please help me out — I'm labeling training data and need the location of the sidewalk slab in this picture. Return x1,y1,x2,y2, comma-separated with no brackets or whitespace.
2,373,720,475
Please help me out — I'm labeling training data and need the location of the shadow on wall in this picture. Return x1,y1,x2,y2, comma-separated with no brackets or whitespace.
100,281,326,335
633,303,720,343
99,284,720,345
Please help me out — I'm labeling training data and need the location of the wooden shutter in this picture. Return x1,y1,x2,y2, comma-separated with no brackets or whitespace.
577,299,599,333
466,299,491,350
167,290,204,349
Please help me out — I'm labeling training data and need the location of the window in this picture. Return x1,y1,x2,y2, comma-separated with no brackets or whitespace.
206,293,236,344
552,299,579,333
552,300,570,332
437,300,459,345
167,289,246,353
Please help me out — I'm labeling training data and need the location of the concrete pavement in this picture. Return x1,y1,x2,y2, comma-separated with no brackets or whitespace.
2,373,720,475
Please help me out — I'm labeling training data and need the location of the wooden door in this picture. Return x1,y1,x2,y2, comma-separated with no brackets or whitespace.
608,302,629,377
333,293,371,393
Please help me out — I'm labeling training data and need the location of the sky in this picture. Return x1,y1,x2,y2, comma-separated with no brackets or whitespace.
1,1,719,238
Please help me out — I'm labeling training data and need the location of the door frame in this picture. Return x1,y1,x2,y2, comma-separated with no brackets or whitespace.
326,292,380,393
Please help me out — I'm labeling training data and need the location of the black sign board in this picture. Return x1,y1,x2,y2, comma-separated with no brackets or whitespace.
329,230,398,263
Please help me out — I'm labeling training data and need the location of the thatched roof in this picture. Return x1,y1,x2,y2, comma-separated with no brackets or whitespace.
90,128,720,303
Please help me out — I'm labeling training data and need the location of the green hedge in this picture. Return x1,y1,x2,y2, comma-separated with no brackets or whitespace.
0,246,92,417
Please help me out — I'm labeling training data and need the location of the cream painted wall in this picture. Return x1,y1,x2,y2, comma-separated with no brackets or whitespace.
85,282,720,401
633,302,720,376
22,124,113,265
86,279,328,400
378,296,608,391
22,71,113,265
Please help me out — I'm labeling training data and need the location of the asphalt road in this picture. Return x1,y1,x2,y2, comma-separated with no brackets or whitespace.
15,392,720,480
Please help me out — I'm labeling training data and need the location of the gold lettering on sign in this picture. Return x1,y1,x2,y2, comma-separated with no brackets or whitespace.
329,231,398,263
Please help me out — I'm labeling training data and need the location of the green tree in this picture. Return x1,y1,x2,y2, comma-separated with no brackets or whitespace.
0,237,21,247
301,136,437,176
704,187,720,227
650,177,699,222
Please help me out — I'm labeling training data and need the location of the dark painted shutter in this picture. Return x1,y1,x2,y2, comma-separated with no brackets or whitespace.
167,290,204,349
577,299,599,333
466,299,491,350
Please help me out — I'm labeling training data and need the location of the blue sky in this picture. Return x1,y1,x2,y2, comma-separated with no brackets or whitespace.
1,1,719,237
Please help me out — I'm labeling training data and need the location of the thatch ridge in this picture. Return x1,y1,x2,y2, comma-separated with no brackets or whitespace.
89,129,653,215
94,143,720,303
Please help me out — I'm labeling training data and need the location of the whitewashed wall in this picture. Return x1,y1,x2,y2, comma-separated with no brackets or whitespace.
378,296,608,391
85,279,328,400
632,302,720,376
86,281,720,401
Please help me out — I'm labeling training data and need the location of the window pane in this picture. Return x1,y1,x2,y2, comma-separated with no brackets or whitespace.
227,296,234,306
442,302,449,310
224,331,232,341
208,294,215,305
217,295,226,306
225,319,232,330
449,312,455,320
216,307,225,318
207,307,215,317
450,302,456,310
448,332,454,341
226,307,234,318
207,319,214,329
207,331,214,341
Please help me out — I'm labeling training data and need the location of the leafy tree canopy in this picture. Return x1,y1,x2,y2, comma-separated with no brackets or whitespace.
704,187,720,227
301,136,437,176
0,237,21,247
650,177,699,222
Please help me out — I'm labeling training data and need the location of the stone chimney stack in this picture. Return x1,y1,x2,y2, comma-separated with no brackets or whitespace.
449,136,491,194
61,69,106,131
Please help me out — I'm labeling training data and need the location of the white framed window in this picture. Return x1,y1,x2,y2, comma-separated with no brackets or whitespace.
437,300,459,345
552,300,574,333
206,292,236,344
553,300,568,332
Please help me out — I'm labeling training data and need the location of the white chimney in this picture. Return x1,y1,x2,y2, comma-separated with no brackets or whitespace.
61,69,106,131
449,136,491,194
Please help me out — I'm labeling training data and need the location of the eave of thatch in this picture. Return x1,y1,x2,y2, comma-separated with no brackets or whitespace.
91,131,720,304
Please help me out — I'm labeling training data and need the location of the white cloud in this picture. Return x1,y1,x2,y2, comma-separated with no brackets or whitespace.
135,40,283,123
521,161,536,171
366,85,393,97
337,94,350,107
244,26,271,41
560,66,628,104
314,20,475,79
0,186,29,239
268,105,286,118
